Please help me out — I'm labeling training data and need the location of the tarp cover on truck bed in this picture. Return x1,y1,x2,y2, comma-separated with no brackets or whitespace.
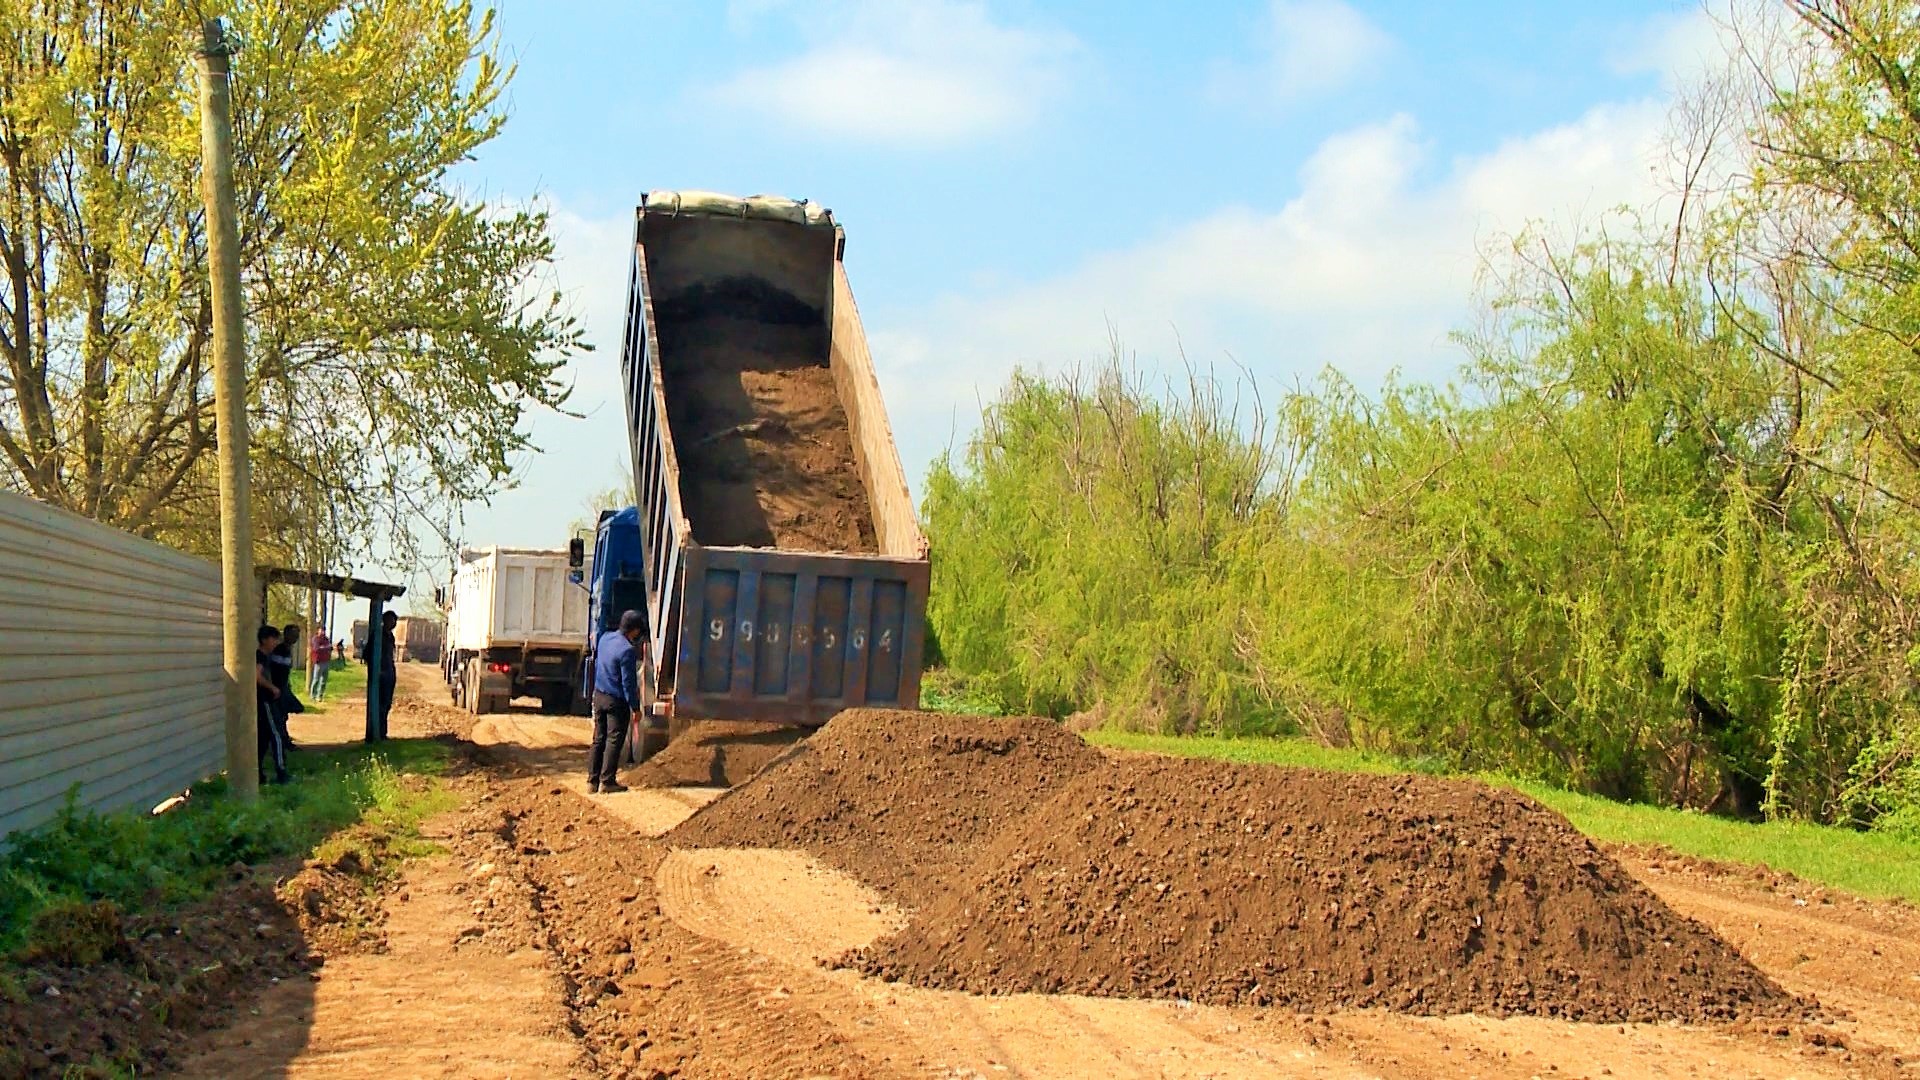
643,190,834,228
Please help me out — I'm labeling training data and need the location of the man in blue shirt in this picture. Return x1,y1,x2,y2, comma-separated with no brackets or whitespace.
588,610,646,793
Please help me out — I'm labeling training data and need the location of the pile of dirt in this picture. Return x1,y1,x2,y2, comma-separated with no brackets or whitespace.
669,709,1107,907
0,878,312,1078
281,849,392,957
626,721,807,789
848,758,1809,1023
660,315,876,553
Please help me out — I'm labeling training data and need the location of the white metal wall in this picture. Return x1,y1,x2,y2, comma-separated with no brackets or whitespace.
0,489,224,841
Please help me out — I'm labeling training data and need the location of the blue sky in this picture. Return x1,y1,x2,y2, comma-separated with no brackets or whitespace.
342,0,1723,616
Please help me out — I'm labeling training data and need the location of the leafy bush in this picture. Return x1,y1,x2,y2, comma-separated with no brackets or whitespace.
0,743,450,959
926,233,1915,821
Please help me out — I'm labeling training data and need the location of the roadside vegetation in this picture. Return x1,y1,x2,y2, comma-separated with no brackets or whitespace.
1092,730,1920,905
0,741,454,961
313,663,370,710
927,3,1920,844
0,1,585,575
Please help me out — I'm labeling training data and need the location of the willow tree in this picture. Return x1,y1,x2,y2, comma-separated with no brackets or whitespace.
1718,0,1920,825
0,0,581,565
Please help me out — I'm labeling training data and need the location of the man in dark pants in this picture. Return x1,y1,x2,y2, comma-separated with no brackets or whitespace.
588,610,645,794
255,626,290,785
365,610,399,736
268,623,304,752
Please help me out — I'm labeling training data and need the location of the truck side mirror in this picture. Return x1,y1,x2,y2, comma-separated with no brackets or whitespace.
433,587,445,608
568,536,585,569
568,569,583,587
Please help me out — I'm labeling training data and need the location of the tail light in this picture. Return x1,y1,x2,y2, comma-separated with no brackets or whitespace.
487,662,511,673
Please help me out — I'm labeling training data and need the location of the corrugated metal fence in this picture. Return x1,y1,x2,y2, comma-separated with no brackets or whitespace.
0,489,224,841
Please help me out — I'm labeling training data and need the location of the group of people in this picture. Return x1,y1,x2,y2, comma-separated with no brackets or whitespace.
251,620,348,786
245,604,640,793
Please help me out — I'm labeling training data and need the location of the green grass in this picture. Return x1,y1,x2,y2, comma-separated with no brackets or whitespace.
1089,730,1920,905
0,739,455,959
309,661,367,712
920,668,1007,716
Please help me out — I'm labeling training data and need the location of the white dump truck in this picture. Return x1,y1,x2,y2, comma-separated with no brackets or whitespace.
441,546,590,714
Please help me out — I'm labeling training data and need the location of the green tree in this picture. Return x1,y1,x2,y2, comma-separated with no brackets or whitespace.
0,0,582,568
1727,0,1920,822
567,473,637,541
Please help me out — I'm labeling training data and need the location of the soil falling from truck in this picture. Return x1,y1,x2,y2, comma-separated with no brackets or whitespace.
655,281,877,554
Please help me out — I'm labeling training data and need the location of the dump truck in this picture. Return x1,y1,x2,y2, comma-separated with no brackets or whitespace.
442,546,590,714
394,617,443,664
582,190,930,751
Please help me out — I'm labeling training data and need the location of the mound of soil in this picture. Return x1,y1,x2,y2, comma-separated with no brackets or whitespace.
660,315,876,553
626,721,807,789
0,878,312,1078
668,709,1107,907
849,759,1808,1023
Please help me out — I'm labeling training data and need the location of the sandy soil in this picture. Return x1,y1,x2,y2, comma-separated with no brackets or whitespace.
172,856,580,1078
168,668,1918,1079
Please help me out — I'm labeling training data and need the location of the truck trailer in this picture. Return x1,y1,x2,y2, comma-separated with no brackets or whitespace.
443,546,590,715
394,617,443,664
590,190,929,747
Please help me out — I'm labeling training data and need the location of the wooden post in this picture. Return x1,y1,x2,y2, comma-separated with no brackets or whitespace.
197,19,258,801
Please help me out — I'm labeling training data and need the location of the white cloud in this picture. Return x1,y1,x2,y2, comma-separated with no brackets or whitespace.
1611,7,1727,85
1210,0,1394,107
703,0,1082,145
862,99,1672,487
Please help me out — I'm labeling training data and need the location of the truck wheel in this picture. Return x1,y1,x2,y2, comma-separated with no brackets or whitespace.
637,725,669,764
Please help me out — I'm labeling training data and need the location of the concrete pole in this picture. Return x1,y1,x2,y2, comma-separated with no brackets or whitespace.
197,19,259,800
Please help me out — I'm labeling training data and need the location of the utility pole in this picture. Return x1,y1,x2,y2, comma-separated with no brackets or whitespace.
197,19,259,801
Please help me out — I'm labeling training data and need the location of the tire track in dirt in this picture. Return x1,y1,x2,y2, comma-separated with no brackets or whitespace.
173,826,581,1078
457,781,888,1079
1625,859,1920,1068
655,847,1369,1079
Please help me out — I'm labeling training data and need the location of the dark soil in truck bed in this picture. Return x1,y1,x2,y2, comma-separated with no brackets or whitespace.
658,313,877,554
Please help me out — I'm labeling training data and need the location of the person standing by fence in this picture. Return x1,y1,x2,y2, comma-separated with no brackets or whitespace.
308,625,333,700
269,623,305,752
256,626,290,785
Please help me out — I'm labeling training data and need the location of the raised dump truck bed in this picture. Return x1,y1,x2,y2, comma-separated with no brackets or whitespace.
614,191,929,728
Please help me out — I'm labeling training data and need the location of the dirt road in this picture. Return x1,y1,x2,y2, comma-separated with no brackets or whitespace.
172,666,1918,1078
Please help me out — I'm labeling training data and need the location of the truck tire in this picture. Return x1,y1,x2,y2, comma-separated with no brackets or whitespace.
636,722,669,764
